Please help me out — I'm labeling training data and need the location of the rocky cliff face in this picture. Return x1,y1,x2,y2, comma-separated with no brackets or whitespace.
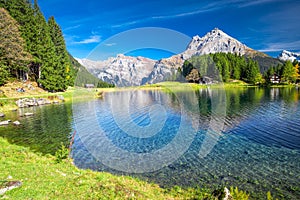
77,28,268,87
146,55,184,84
278,50,300,62
78,54,155,87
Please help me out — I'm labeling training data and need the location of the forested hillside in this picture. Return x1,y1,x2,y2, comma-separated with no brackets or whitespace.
182,53,299,84
68,54,114,88
0,0,113,90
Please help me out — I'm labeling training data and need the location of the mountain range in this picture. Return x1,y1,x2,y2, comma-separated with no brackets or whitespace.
76,28,287,87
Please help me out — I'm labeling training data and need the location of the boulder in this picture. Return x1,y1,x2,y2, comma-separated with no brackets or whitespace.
0,113,5,117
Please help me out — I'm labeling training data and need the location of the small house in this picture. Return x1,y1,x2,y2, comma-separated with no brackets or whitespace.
85,84,95,88
200,76,214,84
270,74,280,84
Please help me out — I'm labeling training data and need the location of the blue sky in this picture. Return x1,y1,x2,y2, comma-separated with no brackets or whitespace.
37,0,300,60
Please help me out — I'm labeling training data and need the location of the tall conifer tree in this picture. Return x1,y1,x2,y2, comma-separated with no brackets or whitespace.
48,16,73,89
0,8,31,84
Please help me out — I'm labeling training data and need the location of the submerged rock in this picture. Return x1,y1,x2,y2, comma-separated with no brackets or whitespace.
0,120,10,126
16,97,57,108
57,95,65,101
37,98,51,105
13,121,21,126
24,112,34,116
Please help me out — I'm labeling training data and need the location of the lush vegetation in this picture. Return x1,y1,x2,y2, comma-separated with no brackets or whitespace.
180,53,299,85
0,0,113,90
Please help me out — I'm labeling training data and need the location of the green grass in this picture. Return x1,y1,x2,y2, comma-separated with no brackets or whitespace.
0,137,216,199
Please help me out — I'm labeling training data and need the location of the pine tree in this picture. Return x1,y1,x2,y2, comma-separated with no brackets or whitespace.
282,61,298,83
48,16,73,89
31,0,62,91
0,8,32,83
294,63,299,82
0,63,10,85
182,60,194,77
245,60,261,84
219,55,230,82
3,0,43,81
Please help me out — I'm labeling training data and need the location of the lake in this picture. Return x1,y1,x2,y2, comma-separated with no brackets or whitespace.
1,87,300,199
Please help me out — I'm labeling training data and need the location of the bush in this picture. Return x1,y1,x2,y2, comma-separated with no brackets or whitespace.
230,187,249,200
55,143,69,163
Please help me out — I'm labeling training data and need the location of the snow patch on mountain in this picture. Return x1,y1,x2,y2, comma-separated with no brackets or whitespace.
278,50,300,62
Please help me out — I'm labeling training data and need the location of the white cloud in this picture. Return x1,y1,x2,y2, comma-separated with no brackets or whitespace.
74,35,101,44
259,40,300,52
104,43,117,47
111,0,282,28
237,0,283,7
111,6,216,28
63,25,81,32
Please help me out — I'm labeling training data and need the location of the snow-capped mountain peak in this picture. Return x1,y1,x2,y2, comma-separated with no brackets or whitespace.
278,50,300,62
182,28,265,60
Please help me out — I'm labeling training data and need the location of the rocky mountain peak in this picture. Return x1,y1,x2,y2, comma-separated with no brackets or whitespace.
184,28,254,59
204,27,232,41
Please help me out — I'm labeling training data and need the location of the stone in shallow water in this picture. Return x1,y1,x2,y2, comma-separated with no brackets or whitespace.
13,121,21,126
0,120,10,126
24,112,34,116
0,113,5,117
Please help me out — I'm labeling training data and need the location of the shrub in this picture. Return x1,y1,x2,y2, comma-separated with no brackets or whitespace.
230,187,249,200
55,143,69,163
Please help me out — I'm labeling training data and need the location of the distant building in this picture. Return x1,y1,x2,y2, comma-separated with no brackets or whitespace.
200,76,214,84
85,84,95,88
270,74,280,84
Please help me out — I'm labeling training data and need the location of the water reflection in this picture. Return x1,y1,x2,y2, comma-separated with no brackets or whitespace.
72,87,300,199
0,104,73,154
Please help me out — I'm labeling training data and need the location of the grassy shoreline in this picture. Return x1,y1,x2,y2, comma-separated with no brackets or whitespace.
0,137,215,199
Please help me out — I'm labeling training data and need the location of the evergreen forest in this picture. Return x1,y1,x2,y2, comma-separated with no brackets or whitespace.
0,0,113,91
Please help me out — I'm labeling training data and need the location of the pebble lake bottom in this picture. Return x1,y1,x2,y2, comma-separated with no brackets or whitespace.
1,87,300,199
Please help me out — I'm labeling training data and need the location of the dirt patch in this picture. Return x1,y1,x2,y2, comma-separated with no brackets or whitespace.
0,81,48,98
